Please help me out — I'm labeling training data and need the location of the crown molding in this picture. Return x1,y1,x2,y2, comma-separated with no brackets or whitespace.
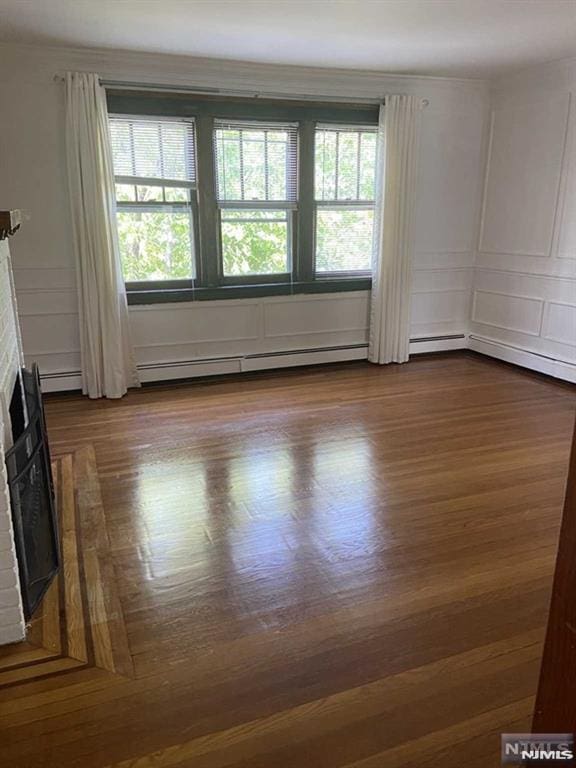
0,41,490,99
492,54,576,94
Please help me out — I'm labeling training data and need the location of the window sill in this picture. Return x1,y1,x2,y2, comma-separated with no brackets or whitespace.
126,278,372,305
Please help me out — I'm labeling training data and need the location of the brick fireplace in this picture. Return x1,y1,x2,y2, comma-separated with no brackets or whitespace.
0,215,26,645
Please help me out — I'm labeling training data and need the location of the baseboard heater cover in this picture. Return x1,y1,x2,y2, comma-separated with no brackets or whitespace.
244,343,368,360
469,335,576,384
410,334,466,343
41,369,82,380
408,334,467,353
39,336,469,390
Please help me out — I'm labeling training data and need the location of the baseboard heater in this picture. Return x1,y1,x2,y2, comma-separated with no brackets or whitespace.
411,334,466,344
38,335,469,391
40,369,82,382
468,335,576,384
244,343,369,360
409,333,467,354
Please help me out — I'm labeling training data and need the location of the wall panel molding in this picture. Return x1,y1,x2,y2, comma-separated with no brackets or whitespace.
554,93,576,260
479,93,571,258
472,290,544,337
475,252,576,279
541,301,576,347
413,251,474,271
474,265,576,283
470,63,576,380
263,295,370,338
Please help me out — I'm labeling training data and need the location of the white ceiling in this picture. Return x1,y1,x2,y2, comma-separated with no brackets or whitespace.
0,0,575,78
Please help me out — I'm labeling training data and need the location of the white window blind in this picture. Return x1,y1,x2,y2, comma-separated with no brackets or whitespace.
314,124,377,274
315,124,376,202
110,116,197,283
109,117,196,184
214,120,298,203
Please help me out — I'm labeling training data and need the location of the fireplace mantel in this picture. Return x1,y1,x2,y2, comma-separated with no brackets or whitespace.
0,210,22,241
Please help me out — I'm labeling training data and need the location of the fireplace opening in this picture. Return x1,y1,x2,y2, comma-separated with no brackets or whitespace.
5,364,59,620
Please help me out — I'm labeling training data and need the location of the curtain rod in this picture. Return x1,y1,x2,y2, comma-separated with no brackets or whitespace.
53,74,429,107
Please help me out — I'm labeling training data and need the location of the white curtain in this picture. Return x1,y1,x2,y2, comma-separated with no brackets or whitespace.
65,72,140,398
369,95,422,364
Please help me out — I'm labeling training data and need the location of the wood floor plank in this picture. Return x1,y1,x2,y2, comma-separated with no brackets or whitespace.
74,445,134,677
61,453,88,664
82,549,116,674
100,632,542,768
0,657,84,688
0,646,57,672
342,698,535,768
41,576,62,654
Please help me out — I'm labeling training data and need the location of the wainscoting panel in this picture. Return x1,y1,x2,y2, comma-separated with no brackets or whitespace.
20,314,80,360
472,291,544,337
17,289,78,316
557,96,576,260
263,294,370,338
479,93,570,258
413,251,475,271
473,269,576,303
470,61,576,383
415,108,486,255
475,252,576,279
412,267,472,294
25,350,81,375
129,301,261,347
542,302,576,346
411,290,470,337
13,267,77,292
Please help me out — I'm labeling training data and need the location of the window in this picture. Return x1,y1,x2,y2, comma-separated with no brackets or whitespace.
107,92,378,303
109,117,197,283
214,121,298,278
314,125,377,274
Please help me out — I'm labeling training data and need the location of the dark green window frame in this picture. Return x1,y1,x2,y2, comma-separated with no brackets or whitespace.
107,90,379,304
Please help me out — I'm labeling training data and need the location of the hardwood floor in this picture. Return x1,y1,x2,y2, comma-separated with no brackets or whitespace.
0,352,574,767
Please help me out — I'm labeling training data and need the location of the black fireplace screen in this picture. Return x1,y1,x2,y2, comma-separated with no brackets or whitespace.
5,364,59,620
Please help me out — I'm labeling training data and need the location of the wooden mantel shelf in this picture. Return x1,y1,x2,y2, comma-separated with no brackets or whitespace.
0,210,22,240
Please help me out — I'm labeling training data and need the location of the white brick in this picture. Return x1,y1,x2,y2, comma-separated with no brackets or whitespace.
0,528,17,553
0,239,25,645
0,566,19,591
0,587,20,609
0,622,25,645
0,606,24,626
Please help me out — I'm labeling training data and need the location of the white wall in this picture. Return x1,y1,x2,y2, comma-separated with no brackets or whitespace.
0,43,489,388
470,58,576,381
0,240,26,645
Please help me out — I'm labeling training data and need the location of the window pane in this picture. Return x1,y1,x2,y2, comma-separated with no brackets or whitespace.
315,208,373,273
336,132,359,199
315,126,376,202
220,209,289,276
359,133,377,200
164,187,189,202
315,130,337,200
116,183,136,202
116,209,194,281
136,185,163,202
214,122,297,202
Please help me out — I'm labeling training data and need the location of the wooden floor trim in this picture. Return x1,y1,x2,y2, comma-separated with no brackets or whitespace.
0,449,133,688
